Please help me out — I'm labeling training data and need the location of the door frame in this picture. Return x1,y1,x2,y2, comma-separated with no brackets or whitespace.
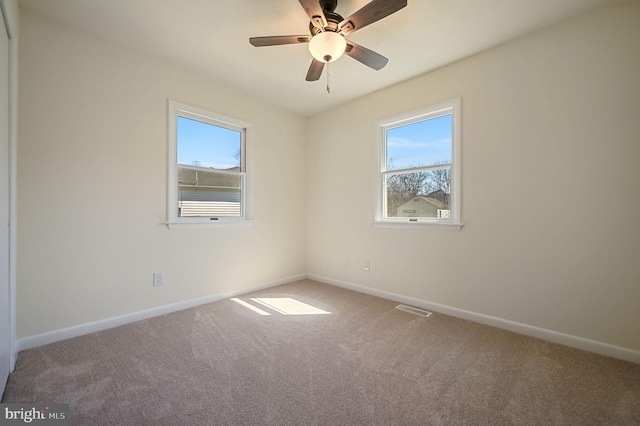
0,0,18,380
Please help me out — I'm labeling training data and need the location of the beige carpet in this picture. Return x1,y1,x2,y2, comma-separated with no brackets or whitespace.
3,279,640,425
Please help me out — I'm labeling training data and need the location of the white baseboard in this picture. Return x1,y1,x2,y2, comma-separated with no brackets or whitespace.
17,274,306,352
307,274,640,365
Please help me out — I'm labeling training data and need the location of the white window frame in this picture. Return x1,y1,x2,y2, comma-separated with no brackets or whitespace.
375,98,462,230
167,100,253,229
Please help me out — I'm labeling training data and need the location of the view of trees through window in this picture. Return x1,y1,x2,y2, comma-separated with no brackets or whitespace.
386,166,451,217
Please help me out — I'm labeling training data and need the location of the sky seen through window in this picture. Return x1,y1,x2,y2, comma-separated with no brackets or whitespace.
177,116,241,170
386,114,452,170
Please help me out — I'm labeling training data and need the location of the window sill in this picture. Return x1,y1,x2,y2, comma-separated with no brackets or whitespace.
166,220,254,230
374,220,463,231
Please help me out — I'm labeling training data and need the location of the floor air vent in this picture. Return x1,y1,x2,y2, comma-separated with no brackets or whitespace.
395,304,433,317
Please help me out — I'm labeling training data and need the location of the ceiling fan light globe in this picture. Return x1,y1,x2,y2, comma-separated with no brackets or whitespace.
308,31,346,63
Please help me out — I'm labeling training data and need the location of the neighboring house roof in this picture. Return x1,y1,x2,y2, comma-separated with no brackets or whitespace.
427,189,446,198
178,165,242,189
413,196,448,209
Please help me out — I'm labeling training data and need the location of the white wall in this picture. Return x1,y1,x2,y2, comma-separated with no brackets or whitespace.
307,0,640,352
17,10,308,338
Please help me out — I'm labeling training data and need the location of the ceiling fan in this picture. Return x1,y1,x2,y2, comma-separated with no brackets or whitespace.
249,0,407,82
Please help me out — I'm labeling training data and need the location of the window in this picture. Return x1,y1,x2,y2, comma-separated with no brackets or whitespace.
376,98,461,229
167,100,252,228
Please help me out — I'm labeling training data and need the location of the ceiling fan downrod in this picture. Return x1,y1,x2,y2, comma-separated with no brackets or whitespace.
319,0,338,14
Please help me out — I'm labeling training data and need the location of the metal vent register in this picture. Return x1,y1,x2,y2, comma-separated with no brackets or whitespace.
395,304,433,317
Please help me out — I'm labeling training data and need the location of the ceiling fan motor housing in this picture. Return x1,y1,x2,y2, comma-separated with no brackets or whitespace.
307,0,347,35
309,10,344,35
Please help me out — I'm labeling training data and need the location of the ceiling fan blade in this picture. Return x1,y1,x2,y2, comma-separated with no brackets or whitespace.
345,41,389,70
298,0,327,29
306,59,325,81
249,35,311,47
339,0,407,35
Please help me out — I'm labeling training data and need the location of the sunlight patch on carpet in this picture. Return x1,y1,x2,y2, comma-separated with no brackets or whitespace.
231,298,271,315
251,297,331,315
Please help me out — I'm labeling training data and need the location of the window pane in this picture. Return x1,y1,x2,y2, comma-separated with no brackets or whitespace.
386,114,452,171
178,166,242,217
385,168,451,218
177,116,241,169
168,100,251,224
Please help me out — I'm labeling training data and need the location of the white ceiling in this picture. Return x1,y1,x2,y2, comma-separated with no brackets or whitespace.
20,0,610,116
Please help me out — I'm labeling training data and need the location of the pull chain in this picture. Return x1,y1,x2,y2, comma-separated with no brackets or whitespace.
326,62,331,94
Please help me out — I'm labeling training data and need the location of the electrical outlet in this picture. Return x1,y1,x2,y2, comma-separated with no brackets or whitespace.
364,260,370,271
342,256,350,267
153,272,164,286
